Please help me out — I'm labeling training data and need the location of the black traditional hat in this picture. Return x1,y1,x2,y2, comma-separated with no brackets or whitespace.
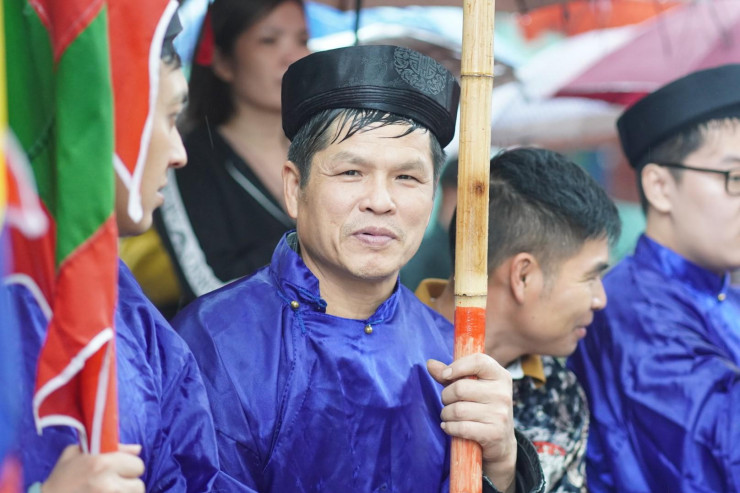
617,64,740,169
282,45,460,147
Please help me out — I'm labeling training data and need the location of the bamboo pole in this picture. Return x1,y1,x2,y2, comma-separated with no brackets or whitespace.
450,0,495,490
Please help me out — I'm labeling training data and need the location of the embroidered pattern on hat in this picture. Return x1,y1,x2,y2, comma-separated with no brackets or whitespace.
393,47,447,96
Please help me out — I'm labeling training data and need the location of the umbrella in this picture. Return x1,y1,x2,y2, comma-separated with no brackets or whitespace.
489,83,622,149
318,0,568,12
517,0,679,39
311,0,573,45
554,0,740,105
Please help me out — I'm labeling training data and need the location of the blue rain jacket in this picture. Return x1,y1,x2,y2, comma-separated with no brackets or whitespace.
173,232,457,492
569,235,740,492
14,260,220,492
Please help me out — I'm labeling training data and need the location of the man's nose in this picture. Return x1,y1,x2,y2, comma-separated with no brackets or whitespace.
170,129,187,169
592,279,607,311
359,178,396,214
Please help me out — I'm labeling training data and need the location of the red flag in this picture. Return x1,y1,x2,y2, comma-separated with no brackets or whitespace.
5,0,176,454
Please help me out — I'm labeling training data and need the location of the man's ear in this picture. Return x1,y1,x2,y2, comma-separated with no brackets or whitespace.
211,48,234,83
283,160,301,219
508,252,543,304
641,163,674,214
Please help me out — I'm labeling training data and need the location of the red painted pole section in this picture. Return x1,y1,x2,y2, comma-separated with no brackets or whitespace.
450,306,487,493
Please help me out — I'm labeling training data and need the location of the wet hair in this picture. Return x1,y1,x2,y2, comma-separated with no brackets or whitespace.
635,117,740,212
182,0,304,131
287,108,446,188
449,147,621,277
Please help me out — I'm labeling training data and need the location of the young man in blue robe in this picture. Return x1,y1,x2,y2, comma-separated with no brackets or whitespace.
569,64,740,492
173,45,545,493
11,14,221,493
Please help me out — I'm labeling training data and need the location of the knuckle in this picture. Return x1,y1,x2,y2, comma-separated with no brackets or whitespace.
498,391,513,408
456,378,474,397
456,420,474,438
448,382,464,401
451,403,467,421
90,455,109,474
500,368,513,385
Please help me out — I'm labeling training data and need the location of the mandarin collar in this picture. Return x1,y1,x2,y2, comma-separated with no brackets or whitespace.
269,231,400,323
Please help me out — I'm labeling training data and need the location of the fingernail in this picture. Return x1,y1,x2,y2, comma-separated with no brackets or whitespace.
442,367,452,379
440,422,446,430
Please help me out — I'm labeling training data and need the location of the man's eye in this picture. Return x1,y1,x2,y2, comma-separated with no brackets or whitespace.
342,170,359,176
398,175,418,181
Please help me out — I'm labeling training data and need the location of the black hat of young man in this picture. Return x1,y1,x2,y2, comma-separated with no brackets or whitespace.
617,64,740,169
282,45,460,147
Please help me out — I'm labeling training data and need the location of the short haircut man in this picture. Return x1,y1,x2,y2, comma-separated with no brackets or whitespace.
569,64,740,492
173,45,545,493
417,147,620,492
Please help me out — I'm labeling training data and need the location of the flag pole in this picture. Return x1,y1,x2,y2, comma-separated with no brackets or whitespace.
451,0,495,490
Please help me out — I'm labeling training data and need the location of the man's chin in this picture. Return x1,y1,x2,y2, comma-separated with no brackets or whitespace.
117,214,153,238
350,264,401,283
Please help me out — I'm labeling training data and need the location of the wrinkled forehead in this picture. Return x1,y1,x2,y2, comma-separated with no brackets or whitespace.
322,119,434,164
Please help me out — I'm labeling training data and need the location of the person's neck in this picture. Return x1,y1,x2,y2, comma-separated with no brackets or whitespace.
436,277,522,368
645,226,729,278
644,210,673,249
220,104,288,152
219,104,291,207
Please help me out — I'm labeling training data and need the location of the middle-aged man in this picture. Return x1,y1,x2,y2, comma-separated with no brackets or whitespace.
417,148,621,493
569,64,740,493
12,13,221,493
173,45,545,493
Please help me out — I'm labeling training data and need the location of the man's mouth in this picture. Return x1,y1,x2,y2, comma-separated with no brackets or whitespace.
353,227,398,246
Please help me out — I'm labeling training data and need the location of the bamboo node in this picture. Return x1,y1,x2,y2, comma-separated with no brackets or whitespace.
459,72,495,79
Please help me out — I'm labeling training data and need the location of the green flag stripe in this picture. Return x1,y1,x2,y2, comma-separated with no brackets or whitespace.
54,7,113,264
5,0,56,208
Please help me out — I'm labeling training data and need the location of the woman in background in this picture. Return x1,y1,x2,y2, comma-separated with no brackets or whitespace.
156,0,310,305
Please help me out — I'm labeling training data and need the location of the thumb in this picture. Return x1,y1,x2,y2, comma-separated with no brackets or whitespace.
426,359,451,384
58,444,82,462
118,443,142,456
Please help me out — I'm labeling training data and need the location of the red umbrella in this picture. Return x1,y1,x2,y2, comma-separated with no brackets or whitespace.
555,0,740,106
318,0,568,12
517,0,679,39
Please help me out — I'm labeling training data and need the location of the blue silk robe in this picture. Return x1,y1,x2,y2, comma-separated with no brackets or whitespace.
569,235,740,492
14,261,219,492
173,233,456,492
